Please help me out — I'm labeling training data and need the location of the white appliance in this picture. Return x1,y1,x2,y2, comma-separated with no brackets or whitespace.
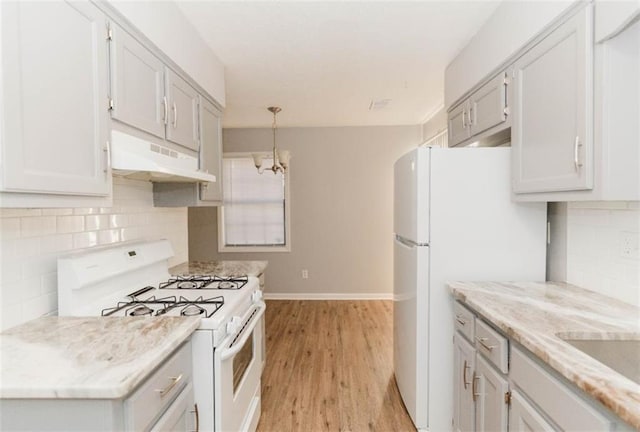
110,130,218,183
393,147,546,431
57,239,264,432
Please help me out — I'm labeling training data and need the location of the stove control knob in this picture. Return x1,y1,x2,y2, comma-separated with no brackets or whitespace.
252,290,263,302
227,316,242,335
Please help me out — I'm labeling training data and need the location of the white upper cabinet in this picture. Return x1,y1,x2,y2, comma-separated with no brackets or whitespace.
199,97,223,202
448,101,471,147
470,71,508,137
166,69,200,152
0,1,110,196
447,69,510,148
109,23,165,140
109,29,200,153
511,3,594,194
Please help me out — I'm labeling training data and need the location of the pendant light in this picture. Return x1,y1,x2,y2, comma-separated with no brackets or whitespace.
252,106,290,174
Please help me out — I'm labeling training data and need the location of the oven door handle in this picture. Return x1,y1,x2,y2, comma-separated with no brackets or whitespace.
220,301,266,361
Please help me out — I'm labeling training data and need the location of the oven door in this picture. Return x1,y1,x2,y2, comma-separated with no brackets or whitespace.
214,301,266,432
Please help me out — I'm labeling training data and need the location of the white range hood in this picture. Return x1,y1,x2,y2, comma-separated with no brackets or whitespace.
110,130,217,183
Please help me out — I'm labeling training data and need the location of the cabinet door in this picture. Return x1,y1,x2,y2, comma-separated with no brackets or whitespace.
1,1,110,196
199,97,223,202
453,333,475,432
150,382,197,432
109,23,165,139
166,69,199,152
509,390,555,432
475,355,508,432
448,101,471,147
512,4,594,193
470,72,507,136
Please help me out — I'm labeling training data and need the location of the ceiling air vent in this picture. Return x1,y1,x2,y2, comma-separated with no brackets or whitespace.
368,99,391,111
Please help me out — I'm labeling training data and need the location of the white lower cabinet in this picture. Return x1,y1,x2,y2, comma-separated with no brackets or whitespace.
453,333,475,432
508,390,555,432
475,355,508,432
510,346,614,432
0,341,196,432
150,382,197,432
452,301,627,432
452,321,509,432
453,306,509,432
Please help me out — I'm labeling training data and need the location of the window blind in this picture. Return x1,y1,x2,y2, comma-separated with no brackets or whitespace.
222,156,286,246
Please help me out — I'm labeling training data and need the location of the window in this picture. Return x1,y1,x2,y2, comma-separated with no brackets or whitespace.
218,153,290,252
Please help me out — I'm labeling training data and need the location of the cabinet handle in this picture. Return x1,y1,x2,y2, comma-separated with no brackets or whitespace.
172,102,178,128
162,96,168,125
472,372,480,402
574,136,582,171
190,403,199,432
155,374,183,398
476,336,496,352
463,360,471,389
469,105,474,125
103,141,111,174
462,110,467,128
503,72,509,119
455,316,466,326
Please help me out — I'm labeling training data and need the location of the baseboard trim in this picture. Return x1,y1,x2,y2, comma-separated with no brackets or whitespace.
263,293,393,301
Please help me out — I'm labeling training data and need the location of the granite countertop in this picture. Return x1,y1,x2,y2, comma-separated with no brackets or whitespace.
0,316,200,399
449,281,640,429
170,260,268,278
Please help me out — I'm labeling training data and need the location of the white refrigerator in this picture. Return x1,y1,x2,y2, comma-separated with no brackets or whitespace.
393,146,546,431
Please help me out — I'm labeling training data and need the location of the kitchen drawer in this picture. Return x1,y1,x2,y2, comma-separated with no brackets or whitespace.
125,340,192,431
511,347,613,431
475,319,508,373
454,301,475,342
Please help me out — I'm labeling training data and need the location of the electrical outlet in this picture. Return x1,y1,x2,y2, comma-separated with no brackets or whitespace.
620,231,639,258
301,269,309,279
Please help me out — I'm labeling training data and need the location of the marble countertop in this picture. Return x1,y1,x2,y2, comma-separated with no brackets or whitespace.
449,281,640,429
0,316,200,399
170,260,268,278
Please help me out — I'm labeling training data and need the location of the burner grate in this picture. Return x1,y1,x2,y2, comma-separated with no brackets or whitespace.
159,275,248,290
101,293,224,318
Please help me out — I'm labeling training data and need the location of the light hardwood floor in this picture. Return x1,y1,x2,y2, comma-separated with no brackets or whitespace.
257,300,417,432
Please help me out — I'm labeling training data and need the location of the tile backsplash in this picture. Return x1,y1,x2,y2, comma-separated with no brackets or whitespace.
566,201,640,306
0,178,188,330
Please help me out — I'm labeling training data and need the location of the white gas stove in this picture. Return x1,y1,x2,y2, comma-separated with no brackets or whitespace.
57,239,265,432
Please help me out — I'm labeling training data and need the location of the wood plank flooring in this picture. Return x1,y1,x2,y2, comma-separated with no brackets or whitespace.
257,300,416,432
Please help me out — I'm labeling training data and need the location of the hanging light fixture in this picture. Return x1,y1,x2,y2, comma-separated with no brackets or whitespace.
252,106,290,174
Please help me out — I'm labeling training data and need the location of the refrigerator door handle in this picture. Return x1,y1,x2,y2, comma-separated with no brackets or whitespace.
395,235,428,248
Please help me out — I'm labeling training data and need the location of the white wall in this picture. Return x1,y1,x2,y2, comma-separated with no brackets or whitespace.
189,125,422,298
445,1,572,108
421,106,447,144
564,201,640,306
0,178,188,330
108,0,226,106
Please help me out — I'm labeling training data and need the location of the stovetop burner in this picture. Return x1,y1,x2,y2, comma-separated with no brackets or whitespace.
159,275,248,290
128,304,153,316
181,304,206,316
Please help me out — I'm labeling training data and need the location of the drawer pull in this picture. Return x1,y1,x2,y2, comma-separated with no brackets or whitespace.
476,337,496,352
156,374,183,398
455,316,466,326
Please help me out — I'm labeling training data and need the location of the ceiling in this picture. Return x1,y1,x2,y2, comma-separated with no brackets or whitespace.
177,1,501,128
